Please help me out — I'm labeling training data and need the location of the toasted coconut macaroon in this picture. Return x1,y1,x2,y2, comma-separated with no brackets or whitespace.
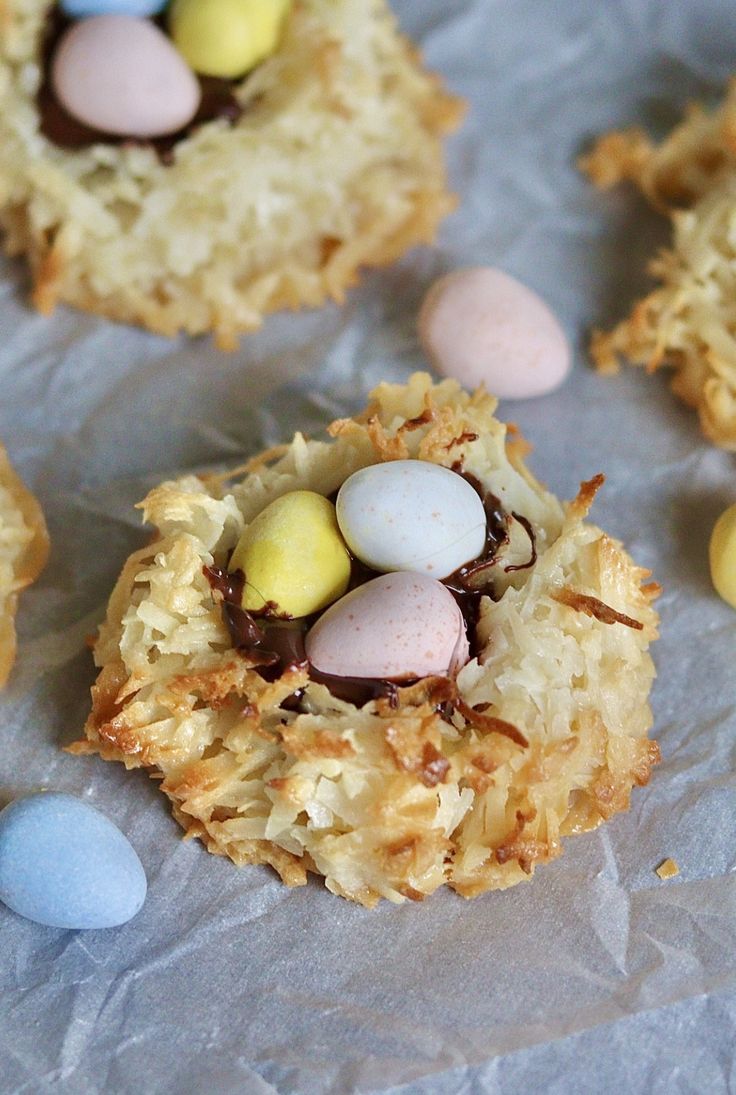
0,1,463,348
0,445,49,688
580,79,736,450
72,374,659,905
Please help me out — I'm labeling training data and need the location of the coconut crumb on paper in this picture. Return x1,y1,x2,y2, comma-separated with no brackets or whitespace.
655,858,680,880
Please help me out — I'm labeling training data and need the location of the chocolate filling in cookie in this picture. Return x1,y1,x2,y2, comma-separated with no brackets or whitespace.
203,465,537,711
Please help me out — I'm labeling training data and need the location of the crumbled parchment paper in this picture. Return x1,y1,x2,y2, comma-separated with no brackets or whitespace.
2,2,736,1092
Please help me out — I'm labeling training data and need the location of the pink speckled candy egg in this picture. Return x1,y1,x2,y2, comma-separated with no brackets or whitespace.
305,572,469,681
418,267,571,399
51,16,202,139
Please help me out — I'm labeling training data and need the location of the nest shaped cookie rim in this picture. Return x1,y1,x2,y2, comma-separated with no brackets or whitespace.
72,374,660,906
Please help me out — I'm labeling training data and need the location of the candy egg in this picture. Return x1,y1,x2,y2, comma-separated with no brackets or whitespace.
0,793,147,929
60,0,167,17
51,17,202,139
418,267,571,399
230,491,351,618
709,502,736,609
170,0,291,80
336,460,486,579
305,572,469,680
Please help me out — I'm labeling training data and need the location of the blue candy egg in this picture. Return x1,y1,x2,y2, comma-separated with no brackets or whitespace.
0,793,147,929
60,0,168,17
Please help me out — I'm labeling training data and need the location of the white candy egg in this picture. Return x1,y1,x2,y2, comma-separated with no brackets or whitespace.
336,460,486,579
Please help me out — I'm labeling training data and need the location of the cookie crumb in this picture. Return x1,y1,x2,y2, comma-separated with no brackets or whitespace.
655,857,679,880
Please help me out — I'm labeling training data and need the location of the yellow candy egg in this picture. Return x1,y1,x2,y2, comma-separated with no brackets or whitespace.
230,491,351,618
169,0,291,80
709,502,736,609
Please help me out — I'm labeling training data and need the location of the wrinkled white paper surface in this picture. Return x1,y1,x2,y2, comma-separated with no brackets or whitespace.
2,2,736,1092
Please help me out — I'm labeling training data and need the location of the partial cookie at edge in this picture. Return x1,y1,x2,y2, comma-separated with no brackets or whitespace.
0,445,49,688
581,80,736,449
0,0,463,347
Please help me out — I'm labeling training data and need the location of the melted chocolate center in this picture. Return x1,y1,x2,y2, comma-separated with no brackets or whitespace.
204,465,537,712
203,563,402,706
443,464,510,648
37,11,243,163
203,566,304,675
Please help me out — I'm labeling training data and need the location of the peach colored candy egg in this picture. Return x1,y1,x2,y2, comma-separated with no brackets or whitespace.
51,16,202,139
418,267,571,399
305,572,469,681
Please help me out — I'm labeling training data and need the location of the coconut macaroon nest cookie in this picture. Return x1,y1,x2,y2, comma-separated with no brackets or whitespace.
581,77,736,450
0,0,462,347
0,445,48,689
73,375,660,905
